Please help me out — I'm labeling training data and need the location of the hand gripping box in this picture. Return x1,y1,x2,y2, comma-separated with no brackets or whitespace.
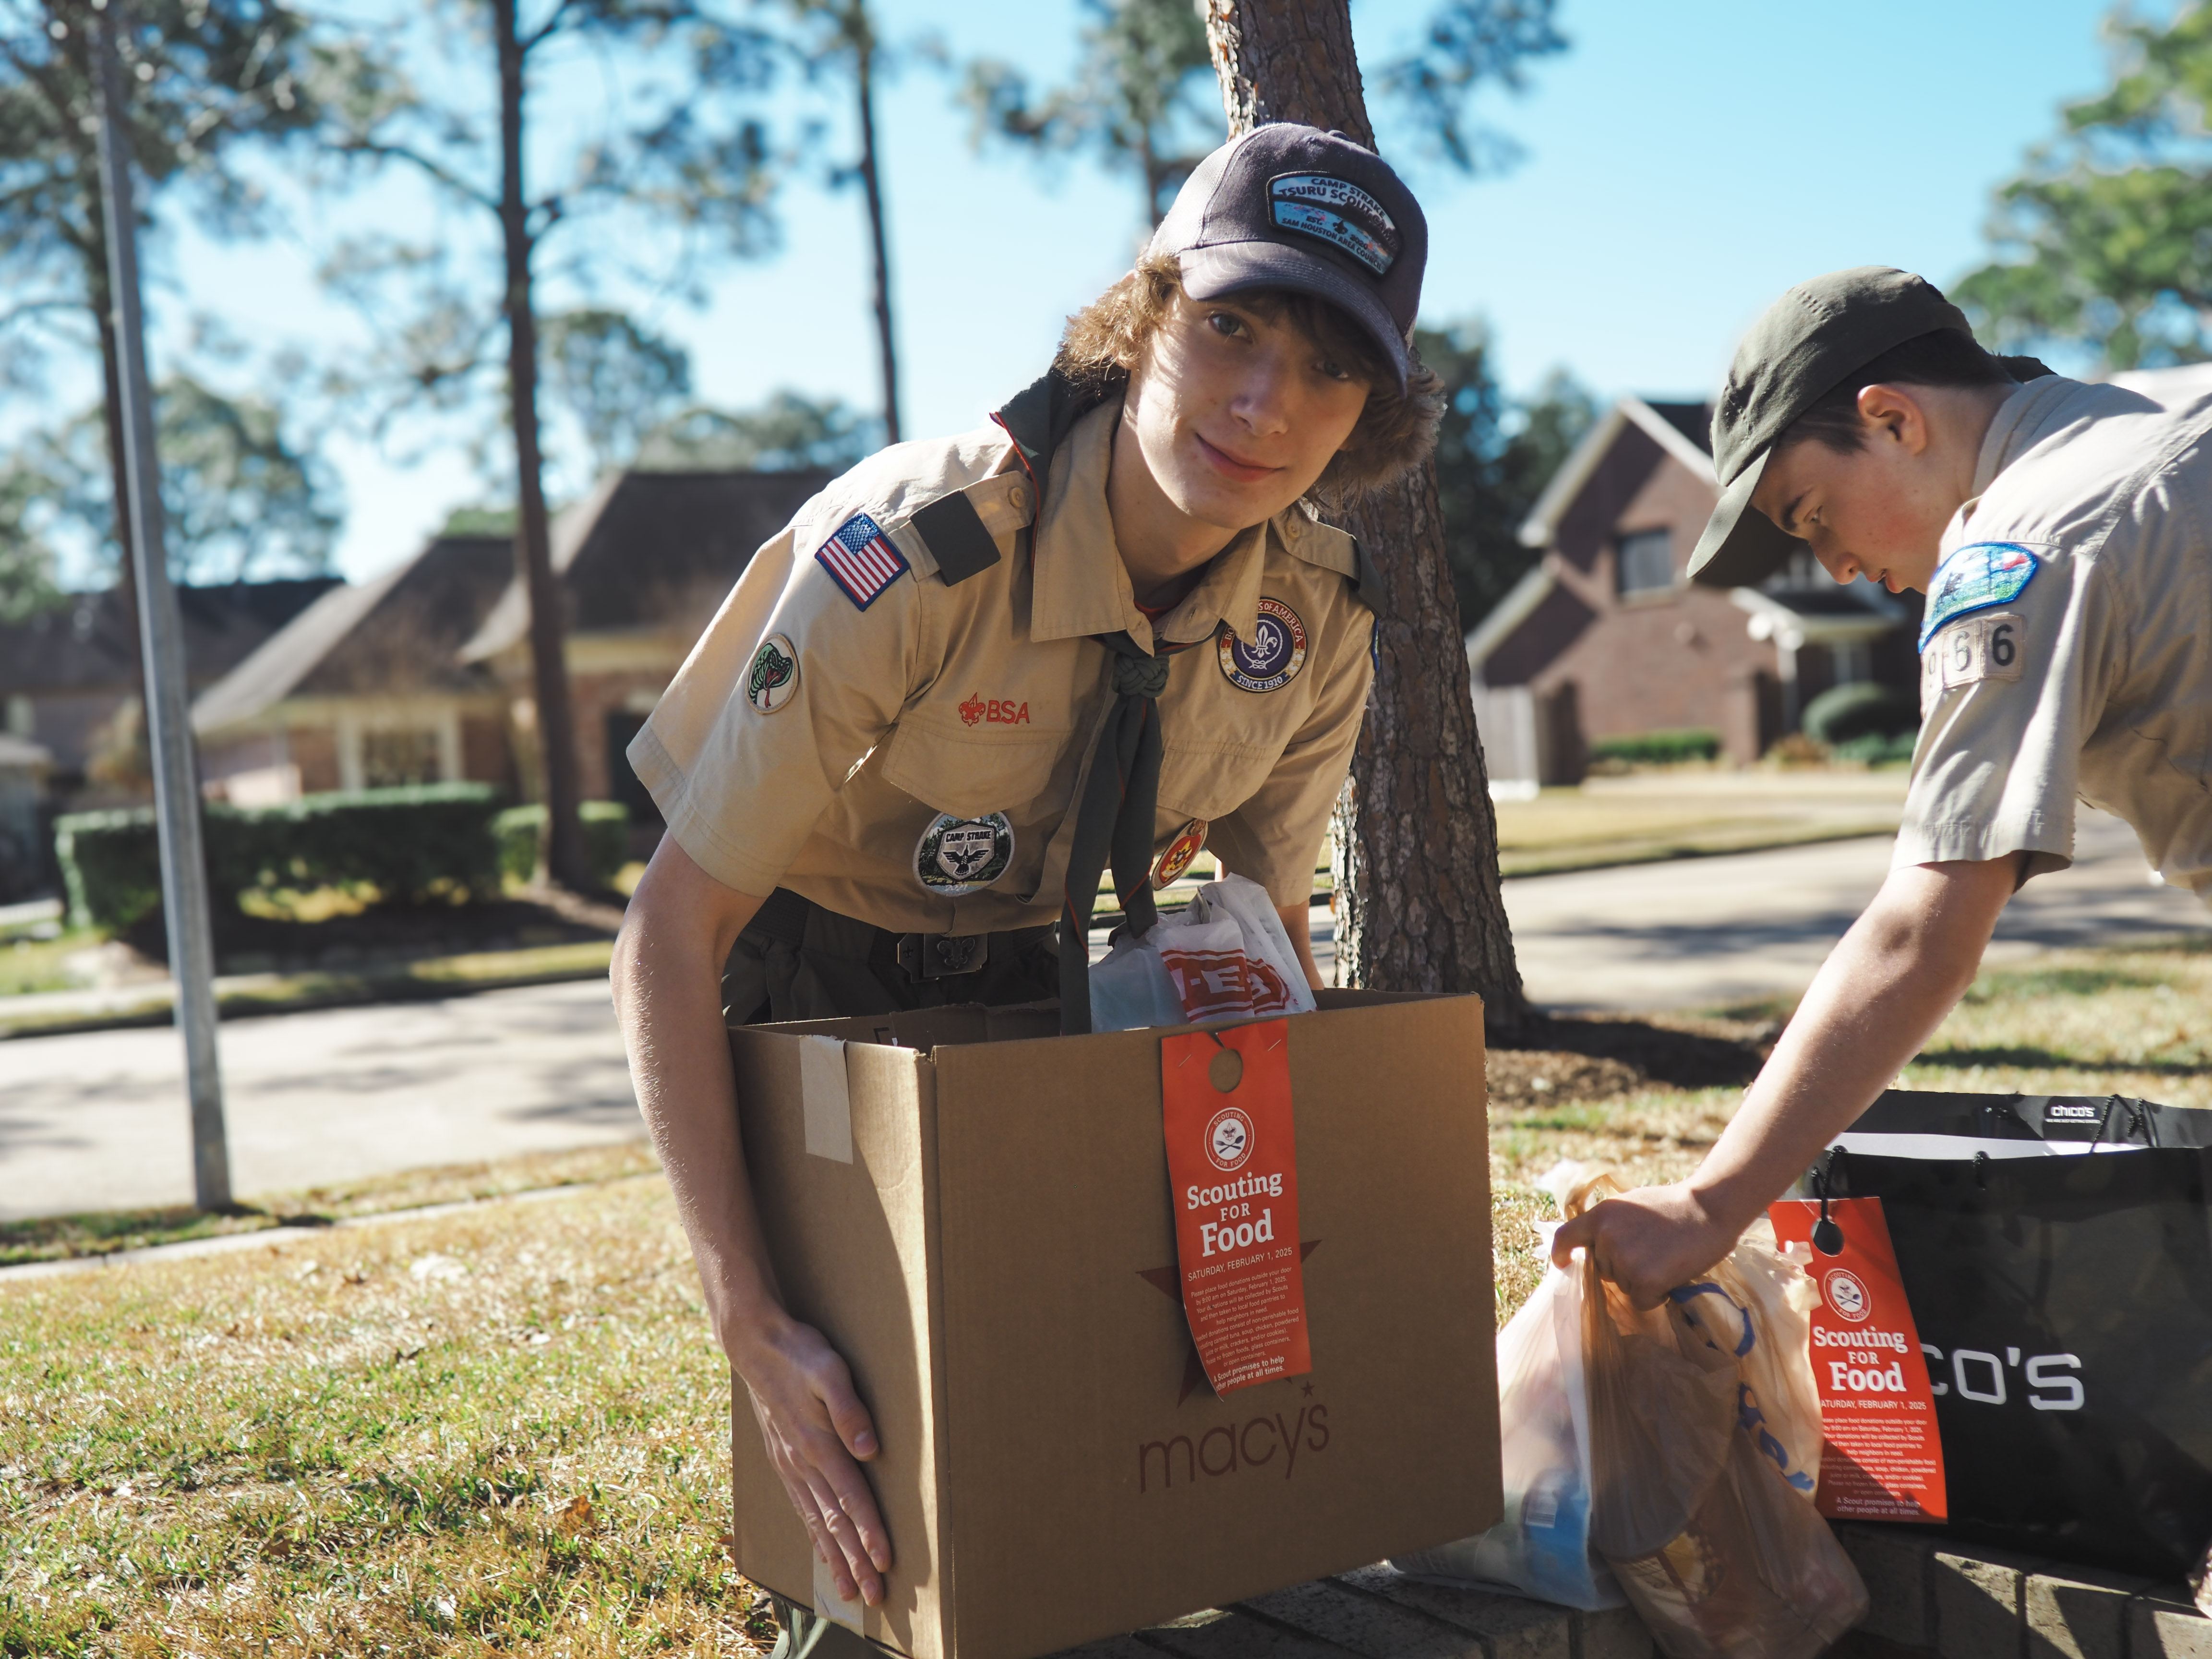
726,990,1501,1659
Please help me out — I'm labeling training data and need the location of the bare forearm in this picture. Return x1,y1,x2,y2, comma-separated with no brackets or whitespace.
1277,899,1323,990
1689,857,2017,1234
612,855,779,1362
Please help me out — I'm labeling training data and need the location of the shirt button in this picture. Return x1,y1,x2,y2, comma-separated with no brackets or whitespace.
1007,485,1029,514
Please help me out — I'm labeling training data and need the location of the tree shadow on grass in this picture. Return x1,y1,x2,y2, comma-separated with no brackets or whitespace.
1914,1045,2211,1077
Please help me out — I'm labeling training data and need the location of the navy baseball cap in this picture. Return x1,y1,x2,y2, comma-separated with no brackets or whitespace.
1146,123,1428,391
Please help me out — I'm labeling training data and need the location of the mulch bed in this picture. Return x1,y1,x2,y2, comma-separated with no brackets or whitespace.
1486,1010,1781,1107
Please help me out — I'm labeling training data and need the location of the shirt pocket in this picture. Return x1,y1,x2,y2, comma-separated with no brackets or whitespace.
877,714,1068,821
1156,734,1278,822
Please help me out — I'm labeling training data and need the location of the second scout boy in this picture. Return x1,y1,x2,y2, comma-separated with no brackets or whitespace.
1557,266,2212,1306
611,123,1443,1641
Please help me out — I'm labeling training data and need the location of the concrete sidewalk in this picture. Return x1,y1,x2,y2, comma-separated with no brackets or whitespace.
6,806,2206,1221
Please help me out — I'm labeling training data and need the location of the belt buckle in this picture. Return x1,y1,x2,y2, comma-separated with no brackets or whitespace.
898,931,988,980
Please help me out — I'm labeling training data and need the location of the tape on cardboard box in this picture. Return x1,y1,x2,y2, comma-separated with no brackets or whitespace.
801,1035,854,1163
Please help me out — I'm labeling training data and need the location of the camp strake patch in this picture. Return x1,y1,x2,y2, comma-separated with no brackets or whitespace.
1217,597,1308,693
1920,541,2040,651
914,812,1014,898
746,633,799,714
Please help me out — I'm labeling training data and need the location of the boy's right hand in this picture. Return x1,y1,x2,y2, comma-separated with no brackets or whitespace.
738,1317,891,1608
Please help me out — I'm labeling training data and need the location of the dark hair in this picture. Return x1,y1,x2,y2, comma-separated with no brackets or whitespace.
1055,252,1443,505
1782,329,2015,455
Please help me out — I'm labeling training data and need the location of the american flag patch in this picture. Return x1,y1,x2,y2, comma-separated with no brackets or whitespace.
814,512,909,609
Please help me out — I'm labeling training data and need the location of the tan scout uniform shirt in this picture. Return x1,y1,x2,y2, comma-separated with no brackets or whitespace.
628,399,1376,935
1899,374,2212,896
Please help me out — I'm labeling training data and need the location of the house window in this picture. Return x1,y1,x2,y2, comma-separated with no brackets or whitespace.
360,727,442,788
1765,551,1826,591
1617,529,1675,596
1830,641,1873,685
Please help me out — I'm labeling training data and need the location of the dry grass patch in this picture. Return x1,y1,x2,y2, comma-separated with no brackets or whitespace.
1,1142,660,1270
0,1179,773,1657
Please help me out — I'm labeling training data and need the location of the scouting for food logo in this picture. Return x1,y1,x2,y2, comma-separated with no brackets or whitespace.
1205,1105,1253,1172
1823,1267,1870,1322
1218,597,1308,693
746,634,799,714
912,811,1014,897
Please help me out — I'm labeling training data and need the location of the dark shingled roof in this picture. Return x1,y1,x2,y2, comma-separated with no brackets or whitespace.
459,469,831,661
0,578,341,698
1645,400,1714,456
193,538,513,733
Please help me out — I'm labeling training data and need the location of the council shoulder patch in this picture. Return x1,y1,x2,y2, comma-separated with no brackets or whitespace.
815,512,910,610
1217,597,1309,693
913,812,1014,898
745,633,799,714
1919,541,2039,650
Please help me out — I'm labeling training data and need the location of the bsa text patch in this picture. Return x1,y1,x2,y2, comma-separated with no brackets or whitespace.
1920,611,2025,717
1217,597,1308,693
746,633,799,714
1919,541,2038,649
914,812,1014,897
1268,174,1400,276
1151,818,1208,890
815,512,909,610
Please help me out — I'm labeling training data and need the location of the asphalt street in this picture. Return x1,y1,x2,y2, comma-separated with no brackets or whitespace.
4,806,2205,1220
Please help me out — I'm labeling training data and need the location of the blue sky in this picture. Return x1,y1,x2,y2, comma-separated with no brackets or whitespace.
101,0,2127,582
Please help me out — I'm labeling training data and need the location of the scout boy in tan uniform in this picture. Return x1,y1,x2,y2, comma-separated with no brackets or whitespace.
612,124,1443,1646
1557,266,2212,1307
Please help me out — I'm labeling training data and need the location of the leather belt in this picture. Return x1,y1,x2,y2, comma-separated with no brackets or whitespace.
748,887,1039,984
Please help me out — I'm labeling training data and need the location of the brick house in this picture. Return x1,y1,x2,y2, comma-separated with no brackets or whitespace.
1467,396,1920,781
0,578,339,806
192,469,828,818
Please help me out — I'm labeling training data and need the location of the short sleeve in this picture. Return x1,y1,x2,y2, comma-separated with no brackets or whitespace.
1208,609,1374,906
1895,550,2116,878
627,511,923,897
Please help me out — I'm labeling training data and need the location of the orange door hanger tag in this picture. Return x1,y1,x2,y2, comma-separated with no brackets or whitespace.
1769,1195,1948,1523
1160,1019,1310,1395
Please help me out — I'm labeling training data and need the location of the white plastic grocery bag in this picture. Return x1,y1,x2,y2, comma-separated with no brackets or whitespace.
1088,873,1318,1033
1394,1235,1627,1611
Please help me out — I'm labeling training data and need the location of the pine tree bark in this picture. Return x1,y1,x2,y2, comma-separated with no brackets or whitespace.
493,0,589,891
851,8,900,444
1203,0,1527,1034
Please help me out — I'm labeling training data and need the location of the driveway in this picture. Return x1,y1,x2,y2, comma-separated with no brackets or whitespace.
0,979,637,1222
1499,806,2212,1012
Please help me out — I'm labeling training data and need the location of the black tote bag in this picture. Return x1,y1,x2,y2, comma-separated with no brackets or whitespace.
1815,1089,2212,1579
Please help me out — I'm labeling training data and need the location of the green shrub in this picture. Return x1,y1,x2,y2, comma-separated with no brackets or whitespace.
1588,727,1721,766
1803,681,1918,746
1830,729,1919,766
54,784,506,932
493,801,630,888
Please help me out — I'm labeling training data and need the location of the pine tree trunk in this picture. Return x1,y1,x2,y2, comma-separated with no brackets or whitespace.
852,10,900,445
1202,0,1527,1034
493,0,589,891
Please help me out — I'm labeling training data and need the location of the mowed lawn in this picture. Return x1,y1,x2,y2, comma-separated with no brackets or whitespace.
8,935,2211,1654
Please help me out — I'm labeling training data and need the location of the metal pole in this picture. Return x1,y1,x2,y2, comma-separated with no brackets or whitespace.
93,2,231,1210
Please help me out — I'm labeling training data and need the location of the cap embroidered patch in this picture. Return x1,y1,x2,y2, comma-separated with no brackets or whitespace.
1919,541,2039,650
815,512,909,610
1151,818,1209,890
914,812,1014,897
1218,597,1309,693
1268,174,1400,276
745,633,799,714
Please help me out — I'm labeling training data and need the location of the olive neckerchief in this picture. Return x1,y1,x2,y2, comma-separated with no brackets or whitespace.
991,368,1201,1034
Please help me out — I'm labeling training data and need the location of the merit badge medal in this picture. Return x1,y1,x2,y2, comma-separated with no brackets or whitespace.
1218,597,1308,694
1161,1020,1310,1395
745,634,799,714
1151,818,1208,890
913,812,1014,898
1919,541,2037,650
1769,1196,1948,1523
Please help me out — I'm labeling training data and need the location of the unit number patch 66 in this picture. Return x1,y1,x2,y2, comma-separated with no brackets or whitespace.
1921,610,2024,718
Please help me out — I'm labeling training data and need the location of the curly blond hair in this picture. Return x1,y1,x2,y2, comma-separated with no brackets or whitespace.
1054,253,1444,506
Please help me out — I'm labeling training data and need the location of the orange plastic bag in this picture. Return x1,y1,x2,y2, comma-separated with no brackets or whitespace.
1570,1176,1867,1659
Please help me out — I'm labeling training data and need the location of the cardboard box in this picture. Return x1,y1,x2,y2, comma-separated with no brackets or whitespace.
726,990,1501,1659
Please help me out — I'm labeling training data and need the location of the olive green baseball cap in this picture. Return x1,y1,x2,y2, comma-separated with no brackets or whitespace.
1687,267,1976,589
